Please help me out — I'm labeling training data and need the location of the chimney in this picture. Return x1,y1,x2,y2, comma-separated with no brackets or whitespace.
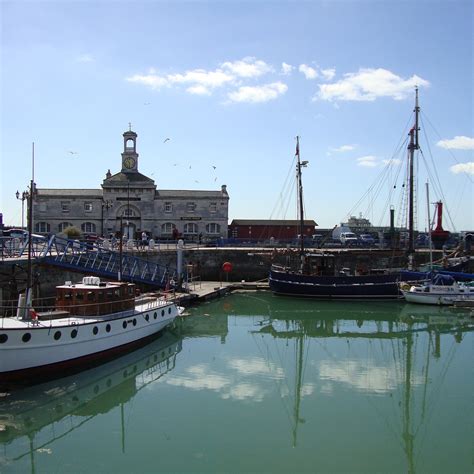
221,184,228,195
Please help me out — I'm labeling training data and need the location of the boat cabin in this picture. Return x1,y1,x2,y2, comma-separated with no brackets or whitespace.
55,276,135,317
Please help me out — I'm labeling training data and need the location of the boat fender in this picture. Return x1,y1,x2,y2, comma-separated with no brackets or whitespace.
29,309,38,320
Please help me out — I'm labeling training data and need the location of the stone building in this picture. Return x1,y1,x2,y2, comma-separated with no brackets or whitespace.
33,129,229,240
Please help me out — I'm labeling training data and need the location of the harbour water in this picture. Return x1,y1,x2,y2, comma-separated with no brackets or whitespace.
1,293,472,473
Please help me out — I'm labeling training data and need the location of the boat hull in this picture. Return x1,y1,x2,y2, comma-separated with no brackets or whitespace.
269,268,403,299
0,300,180,383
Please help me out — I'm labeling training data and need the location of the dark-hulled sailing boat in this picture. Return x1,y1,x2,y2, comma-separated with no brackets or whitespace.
269,91,429,299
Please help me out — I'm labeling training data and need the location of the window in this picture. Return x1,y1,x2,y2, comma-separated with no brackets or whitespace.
164,202,173,213
81,222,96,233
35,222,50,233
161,222,175,234
183,223,198,235
209,202,217,213
84,202,93,212
186,202,196,213
206,223,220,234
58,222,73,232
122,209,136,217
61,201,70,213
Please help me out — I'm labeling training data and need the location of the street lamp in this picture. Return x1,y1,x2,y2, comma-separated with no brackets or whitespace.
15,190,29,229
101,199,113,237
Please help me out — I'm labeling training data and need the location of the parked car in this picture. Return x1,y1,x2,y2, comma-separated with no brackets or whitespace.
359,234,376,247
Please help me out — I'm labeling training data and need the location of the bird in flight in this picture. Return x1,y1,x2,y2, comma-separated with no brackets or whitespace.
144,102,151,105
163,138,170,143
212,165,216,170
68,151,78,155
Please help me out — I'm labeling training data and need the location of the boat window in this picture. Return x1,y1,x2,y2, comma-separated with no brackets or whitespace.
87,292,95,301
161,310,165,317
0,334,7,343
71,329,78,338
65,293,72,299
54,331,62,340
122,321,127,329
114,290,120,297
93,326,99,335
168,308,171,314
106,324,111,332
154,312,157,319
133,319,137,326
76,293,84,300
129,287,134,295
22,333,31,343
145,314,149,321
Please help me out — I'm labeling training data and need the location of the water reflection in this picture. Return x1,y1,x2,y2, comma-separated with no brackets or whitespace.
178,294,473,472
0,332,182,467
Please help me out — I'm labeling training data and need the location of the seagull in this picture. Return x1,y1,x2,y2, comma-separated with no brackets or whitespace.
68,151,78,155
189,165,192,169
163,138,170,143
144,102,151,105
194,180,199,183
214,177,217,182
212,165,216,170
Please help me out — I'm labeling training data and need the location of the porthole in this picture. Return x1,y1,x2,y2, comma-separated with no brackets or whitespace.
106,378,112,387
0,334,8,344
71,329,78,338
123,321,127,329
133,319,137,326
154,312,157,319
106,324,111,332
54,331,61,340
161,310,165,317
168,308,171,314
93,326,99,335
93,385,99,394
145,314,149,321
22,333,31,343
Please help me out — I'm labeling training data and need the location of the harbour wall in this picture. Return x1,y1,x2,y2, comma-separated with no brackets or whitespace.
0,247,441,302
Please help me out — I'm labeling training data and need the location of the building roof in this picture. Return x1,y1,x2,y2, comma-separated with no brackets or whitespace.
230,219,317,226
157,190,228,199
102,171,155,186
36,189,102,197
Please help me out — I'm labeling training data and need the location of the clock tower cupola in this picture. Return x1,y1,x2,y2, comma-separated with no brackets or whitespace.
121,124,139,173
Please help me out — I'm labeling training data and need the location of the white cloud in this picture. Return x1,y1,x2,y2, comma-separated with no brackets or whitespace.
186,85,211,95
227,82,288,103
281,62,294,75
76,54,94,63
316,68,430,102
437,136,474,150
221,57,272,78
321,68,336,80
450,162,474,175
168,69,234,88
357,155,378,167
330,144,356,152
382,158,402,166
299,64,318,80
126,74,169,90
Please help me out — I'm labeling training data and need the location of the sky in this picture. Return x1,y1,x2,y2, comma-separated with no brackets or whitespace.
1,0,473,232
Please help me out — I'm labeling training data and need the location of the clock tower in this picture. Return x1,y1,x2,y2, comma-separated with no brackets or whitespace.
121,125,139,173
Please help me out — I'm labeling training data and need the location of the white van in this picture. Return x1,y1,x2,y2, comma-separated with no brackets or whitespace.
340,232,359,247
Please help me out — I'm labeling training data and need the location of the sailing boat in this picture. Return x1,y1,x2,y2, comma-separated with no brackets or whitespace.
269,90,468,299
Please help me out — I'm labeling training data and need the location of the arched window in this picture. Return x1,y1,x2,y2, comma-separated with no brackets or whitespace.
35,222,50,233
183,223,198,236
81,222,96,233
161,223,175,234
122,209,137,218
58,222,73,232
206,223,220,235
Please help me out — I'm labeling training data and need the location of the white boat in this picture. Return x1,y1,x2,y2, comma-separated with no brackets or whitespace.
401,274,474,305
0,276,182,384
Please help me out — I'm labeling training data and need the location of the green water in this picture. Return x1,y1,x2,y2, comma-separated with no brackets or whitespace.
1,293,472,473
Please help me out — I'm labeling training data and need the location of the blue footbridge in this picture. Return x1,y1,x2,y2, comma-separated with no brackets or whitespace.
1,235,179,289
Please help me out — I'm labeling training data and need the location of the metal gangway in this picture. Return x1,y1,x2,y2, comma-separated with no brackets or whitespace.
4,235,177,288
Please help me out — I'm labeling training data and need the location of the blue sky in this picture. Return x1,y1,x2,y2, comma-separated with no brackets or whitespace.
1,0,473,232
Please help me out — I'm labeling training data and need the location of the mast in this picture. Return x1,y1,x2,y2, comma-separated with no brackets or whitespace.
295,136,307,260
24,143,35,319
407,87,420,254
426,182,433,270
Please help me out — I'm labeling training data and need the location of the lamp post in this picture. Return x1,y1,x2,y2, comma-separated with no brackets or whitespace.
101,199,113,237
15,190,29,229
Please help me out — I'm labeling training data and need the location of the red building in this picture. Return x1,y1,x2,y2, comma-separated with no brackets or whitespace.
229,219,317,240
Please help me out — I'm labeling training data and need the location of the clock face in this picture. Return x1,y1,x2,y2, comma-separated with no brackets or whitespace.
124,157,136,169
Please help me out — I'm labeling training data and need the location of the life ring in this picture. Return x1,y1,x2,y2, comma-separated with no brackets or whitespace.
400,282,411,291
222,262,233,273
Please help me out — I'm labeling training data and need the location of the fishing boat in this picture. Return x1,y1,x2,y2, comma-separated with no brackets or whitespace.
400,274,474,305
0,276,182,384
